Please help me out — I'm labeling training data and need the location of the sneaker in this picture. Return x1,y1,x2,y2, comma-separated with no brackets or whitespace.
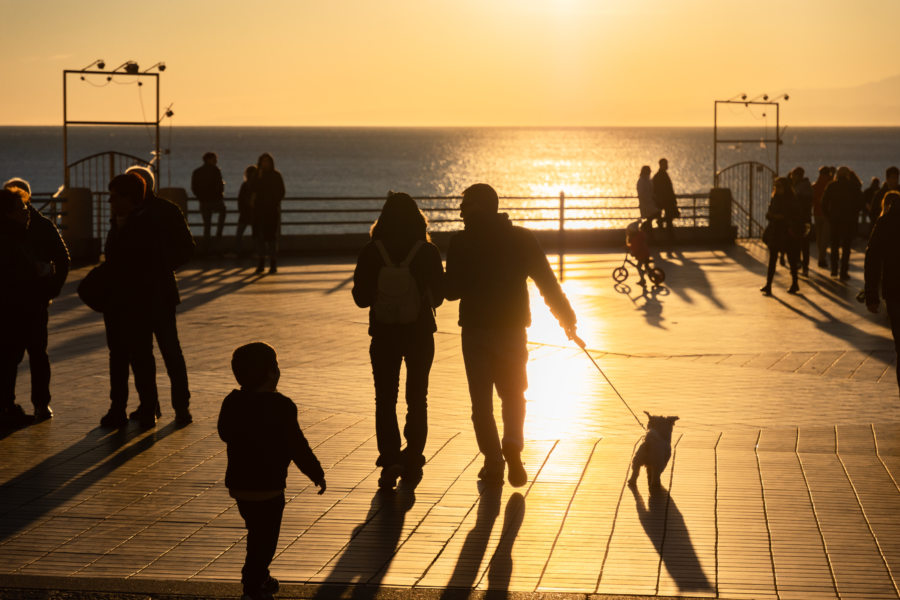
378,464,402,490
502,443,527,488
261,576,279,595
130,402,161,420
759,285,772,296
99,409,128,429
174,407,193,426
400,466,424,489
131,406,157,429
478,460,505,486
0,404,34,428
33,405,53,422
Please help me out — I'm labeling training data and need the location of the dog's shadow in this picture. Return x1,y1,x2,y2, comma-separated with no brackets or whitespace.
630,485,713,593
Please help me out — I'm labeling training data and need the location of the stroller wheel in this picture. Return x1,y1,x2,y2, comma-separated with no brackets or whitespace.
649,267,666,285
612,266,628,282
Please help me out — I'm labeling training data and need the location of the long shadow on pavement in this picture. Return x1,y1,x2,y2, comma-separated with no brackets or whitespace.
615,282,670,330
654,254,726,310
0,422,177,543
441,486,502,595
484,493,525,599
772,293,893,353
313,487,415,599
631,486,713,594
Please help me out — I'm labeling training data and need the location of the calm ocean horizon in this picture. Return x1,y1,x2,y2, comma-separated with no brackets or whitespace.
2,126,898,200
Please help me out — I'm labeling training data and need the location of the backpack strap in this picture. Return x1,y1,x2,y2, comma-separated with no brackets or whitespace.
373,240,395,267
400,240,425,267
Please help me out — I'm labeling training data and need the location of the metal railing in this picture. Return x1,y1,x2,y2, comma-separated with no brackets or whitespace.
181,192,711,235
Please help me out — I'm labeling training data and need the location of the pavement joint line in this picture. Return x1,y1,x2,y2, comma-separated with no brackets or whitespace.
534,438,602,591
794,428,839,600
754,429,780,600
595,437,642,594
713,431,722,599
873,425,900,495
834,426,900,599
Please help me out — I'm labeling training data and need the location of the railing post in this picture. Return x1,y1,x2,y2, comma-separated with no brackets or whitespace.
748,162,754,237
558,191,565,282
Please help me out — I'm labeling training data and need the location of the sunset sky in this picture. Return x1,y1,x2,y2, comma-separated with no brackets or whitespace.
2,0,899,127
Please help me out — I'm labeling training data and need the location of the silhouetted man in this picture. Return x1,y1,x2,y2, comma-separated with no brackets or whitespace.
652,158,678,244
191,151,226,256
822,166,863,281
446,183,577,488
99,173,160,429
125,166,195,425
864,190,900,396
2,178,69,422
0,187,60,428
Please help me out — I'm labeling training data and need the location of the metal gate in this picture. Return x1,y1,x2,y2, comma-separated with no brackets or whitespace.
67,151,153,239
716,161,775,238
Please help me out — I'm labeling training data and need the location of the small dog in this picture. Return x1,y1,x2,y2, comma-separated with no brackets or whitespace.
628,411,679,491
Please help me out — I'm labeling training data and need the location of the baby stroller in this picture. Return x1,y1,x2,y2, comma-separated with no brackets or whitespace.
612,220,665,286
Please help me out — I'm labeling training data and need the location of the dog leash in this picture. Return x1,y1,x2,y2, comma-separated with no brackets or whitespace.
571,335,646,430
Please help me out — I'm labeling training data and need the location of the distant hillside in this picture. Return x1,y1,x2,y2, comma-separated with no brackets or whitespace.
786,74,900,125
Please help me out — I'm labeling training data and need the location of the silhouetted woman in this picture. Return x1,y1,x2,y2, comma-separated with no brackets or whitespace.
351,192,444,490
637,165,659,238
234,164,256,257
761,177,802,296
253,153,285,274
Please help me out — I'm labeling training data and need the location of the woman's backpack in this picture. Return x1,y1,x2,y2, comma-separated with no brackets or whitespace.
372,240,424,324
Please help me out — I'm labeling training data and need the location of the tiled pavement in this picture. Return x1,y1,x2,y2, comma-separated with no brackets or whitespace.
1,241,898,599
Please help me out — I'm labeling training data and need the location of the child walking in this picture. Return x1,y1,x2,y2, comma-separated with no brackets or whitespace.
218,342,326,600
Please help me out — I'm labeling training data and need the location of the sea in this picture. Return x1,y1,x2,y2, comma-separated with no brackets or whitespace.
1,126,898,232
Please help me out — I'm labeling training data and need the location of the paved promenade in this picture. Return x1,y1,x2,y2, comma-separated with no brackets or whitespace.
1,242,897,600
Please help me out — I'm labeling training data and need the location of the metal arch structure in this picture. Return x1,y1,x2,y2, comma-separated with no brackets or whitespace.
62,68,161,190
716,161,775,239
713,98,784,238
66,151,153,239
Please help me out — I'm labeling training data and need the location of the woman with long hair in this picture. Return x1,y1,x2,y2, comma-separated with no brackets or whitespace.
252,153,285,274
761,177,803,295
352,192,444,490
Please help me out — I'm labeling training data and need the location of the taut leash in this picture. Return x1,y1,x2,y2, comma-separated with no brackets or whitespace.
571,335,645,430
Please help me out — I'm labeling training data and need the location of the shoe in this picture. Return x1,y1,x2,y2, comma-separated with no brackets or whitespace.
839,272,850,281
131,406,157,429
261,576,279,595
99,409,128,429
0,403,34,428
802,267,809,277
378,464,402,490
831,270,838,278
174,408,193,426
33,405,53,421
759,285,772,296
130,402,161,420
787,283,800,294
502,443,527,488
268,259,277,274
478,459,505,486
255,258,266,274
400,466,424,489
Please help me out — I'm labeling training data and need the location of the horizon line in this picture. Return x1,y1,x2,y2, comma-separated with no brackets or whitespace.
4,122,900,128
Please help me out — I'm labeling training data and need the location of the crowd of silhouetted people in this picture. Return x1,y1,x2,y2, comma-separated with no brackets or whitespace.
2,156,898,600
